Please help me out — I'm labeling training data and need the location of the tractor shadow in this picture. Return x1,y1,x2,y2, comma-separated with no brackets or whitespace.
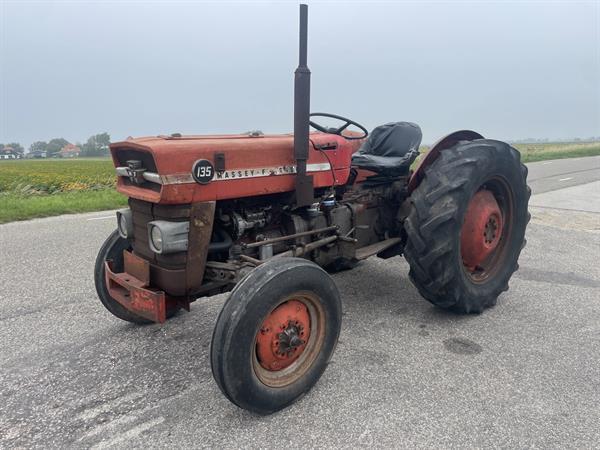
328,257,488,363
331,256,477,324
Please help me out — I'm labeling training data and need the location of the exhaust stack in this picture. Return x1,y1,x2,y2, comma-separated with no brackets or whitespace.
293,3,313,207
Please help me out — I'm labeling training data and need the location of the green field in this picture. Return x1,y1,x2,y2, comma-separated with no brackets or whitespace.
414,141,600,165
0,159,127,223
513,141,600,162
1,142,599,224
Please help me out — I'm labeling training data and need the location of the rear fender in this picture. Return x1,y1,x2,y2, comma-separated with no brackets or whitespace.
407,130,484,193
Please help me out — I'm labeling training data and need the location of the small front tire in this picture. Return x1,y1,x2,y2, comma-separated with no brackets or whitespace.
210,258,342,414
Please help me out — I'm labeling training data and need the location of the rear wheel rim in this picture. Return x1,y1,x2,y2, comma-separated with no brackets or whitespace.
460,177,514,283
253,292,325,388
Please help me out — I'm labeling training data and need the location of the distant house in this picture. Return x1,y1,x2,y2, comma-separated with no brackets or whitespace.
59,144,81,158
28,150,48,159
0,147,21,160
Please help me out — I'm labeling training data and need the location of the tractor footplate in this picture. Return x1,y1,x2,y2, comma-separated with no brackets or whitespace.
104,251,168,323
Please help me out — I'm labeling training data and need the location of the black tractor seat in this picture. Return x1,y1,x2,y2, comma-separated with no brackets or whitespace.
351,122,422,177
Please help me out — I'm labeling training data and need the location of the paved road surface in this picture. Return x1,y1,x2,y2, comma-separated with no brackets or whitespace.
1,157,599,448
527,154,600,194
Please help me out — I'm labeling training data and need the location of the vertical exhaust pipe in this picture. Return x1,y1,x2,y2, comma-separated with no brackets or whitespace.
293,3,313,208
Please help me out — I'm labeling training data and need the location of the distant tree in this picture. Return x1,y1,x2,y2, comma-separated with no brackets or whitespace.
95,132,111,149
46,138,70,155
29,141,48,154
81,132,111,156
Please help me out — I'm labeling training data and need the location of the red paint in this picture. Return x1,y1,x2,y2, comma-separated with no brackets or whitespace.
111,133,363,204
353,168,379,183
460,190,503,270
255,300,311,371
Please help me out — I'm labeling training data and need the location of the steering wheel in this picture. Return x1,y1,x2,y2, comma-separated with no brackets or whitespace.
309,113,368,140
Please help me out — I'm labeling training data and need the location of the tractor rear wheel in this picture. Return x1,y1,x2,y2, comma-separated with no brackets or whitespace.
404,140,530,313
210,258,342,414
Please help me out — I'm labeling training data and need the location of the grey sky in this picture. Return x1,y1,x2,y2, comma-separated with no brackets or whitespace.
1,0,599,148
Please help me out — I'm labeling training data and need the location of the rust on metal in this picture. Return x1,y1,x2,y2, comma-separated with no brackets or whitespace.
186,201,216,294
123,250,150,285
105,260,168,323
274,235,338,258
460,190,503,270
255,300,311,371
240,254,263,266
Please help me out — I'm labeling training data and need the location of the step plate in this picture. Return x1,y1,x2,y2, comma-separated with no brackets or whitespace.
355,237,402,261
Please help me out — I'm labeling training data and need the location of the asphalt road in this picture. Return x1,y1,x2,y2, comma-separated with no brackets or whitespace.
1,157,599,448
527,154,600,195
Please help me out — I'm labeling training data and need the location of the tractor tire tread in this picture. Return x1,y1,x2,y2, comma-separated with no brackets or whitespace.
210,257,342,414
403,139,530,314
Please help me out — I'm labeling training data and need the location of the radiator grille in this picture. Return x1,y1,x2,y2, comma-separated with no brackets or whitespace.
114,148,161,192
129,199,190,269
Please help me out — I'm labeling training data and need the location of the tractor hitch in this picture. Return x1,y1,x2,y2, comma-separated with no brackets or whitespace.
104,251,179,323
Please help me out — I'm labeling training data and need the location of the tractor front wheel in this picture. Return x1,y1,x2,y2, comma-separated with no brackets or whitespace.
404,140,530,313
210,258,342,414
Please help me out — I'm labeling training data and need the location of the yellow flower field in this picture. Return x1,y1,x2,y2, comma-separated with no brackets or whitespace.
0,159,117,195
0,158,127,223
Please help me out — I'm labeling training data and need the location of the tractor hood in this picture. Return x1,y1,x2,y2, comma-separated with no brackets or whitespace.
110,132,362,204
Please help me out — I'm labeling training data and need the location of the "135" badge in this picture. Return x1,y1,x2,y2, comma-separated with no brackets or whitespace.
192,159,215,184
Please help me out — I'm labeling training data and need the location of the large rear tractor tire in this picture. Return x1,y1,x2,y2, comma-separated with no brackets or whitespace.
404,140,530,314
211,258,342,414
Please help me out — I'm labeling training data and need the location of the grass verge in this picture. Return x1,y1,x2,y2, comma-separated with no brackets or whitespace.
413,142,600,168
515,144,600,163
0,190,127,224
0,143,598,224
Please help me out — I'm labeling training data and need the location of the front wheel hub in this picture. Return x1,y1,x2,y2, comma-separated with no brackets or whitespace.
461,189,504,270
256,300,311,371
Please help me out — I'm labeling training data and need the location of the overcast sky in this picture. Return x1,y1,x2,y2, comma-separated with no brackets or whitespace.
1,0,598,148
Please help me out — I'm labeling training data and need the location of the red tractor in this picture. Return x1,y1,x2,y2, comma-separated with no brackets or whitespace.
95,5,530,414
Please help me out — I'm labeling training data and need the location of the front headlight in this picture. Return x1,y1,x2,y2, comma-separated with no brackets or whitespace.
150,225,163,252
147,220,189,254
116,209,133,239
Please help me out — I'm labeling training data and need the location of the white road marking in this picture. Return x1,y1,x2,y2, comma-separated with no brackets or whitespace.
91,417,165,449
558,177,573,182
358,427,374,446
542,161,553,165
75,392,144,421
86,215,115,221
79,414,139,440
